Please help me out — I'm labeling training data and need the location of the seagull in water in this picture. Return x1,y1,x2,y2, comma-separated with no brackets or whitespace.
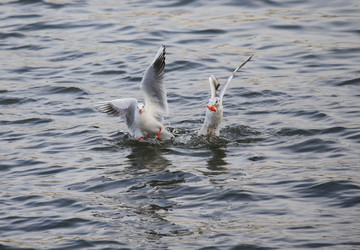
97,45,174,141
199,54,253,141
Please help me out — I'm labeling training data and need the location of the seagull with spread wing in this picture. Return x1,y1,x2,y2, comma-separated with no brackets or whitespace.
97,45,174,141
199,54,253,141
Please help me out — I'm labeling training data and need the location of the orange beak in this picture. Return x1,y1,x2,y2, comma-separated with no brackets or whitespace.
206,105,217,112
139,109,142,114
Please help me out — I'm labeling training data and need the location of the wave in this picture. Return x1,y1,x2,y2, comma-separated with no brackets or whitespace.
0,117,53,125
292,180,360,208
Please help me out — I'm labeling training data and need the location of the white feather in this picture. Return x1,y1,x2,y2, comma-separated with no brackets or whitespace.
97,45,174,140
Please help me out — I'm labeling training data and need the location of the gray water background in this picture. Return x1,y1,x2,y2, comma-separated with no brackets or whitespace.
1,0,359,249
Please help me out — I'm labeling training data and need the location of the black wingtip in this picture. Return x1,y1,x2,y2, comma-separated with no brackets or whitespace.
160,44,166,58
97,103,121,117
153,44,166,73
161,44,166,58
215,83,220,91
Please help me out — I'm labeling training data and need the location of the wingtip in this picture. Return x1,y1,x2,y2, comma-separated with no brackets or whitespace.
149,44,166,72
155,44,166,60
96,101,121,117
233,53,253,73
159,44,166,55
209,75,220,91
95,101,107,109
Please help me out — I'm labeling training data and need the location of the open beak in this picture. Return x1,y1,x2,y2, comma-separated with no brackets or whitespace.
206,105,217,112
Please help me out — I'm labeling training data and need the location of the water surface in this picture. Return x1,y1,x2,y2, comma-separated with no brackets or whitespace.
1,0,359,249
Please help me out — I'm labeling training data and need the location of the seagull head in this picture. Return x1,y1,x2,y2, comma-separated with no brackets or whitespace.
206,97,220,112
137,103,145,115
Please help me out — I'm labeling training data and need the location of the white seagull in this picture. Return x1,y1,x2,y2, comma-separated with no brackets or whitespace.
199,54,253,141
97,45,174,141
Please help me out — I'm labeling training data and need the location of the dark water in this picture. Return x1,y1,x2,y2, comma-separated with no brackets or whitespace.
1,0,360,249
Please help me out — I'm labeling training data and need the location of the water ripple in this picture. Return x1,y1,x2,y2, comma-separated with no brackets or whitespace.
1,0,359,249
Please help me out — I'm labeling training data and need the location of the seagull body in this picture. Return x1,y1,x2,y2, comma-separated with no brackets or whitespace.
199,54,253,140
97,45,174,141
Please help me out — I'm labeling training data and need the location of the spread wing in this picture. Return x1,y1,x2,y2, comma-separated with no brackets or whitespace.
209,75,220,98
219,54,253,100
140,45,168,120
96,98,138,129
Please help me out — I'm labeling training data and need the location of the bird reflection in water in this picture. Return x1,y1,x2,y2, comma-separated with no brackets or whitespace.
206,145,229,176
126,142,172,172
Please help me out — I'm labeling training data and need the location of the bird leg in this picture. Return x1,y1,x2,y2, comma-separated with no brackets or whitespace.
137,135,149,141
206,128,210,142
157,127,162,141
213,128,217,138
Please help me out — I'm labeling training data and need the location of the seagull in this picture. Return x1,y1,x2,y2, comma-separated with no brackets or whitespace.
97,45,174,141
199,54,253,141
